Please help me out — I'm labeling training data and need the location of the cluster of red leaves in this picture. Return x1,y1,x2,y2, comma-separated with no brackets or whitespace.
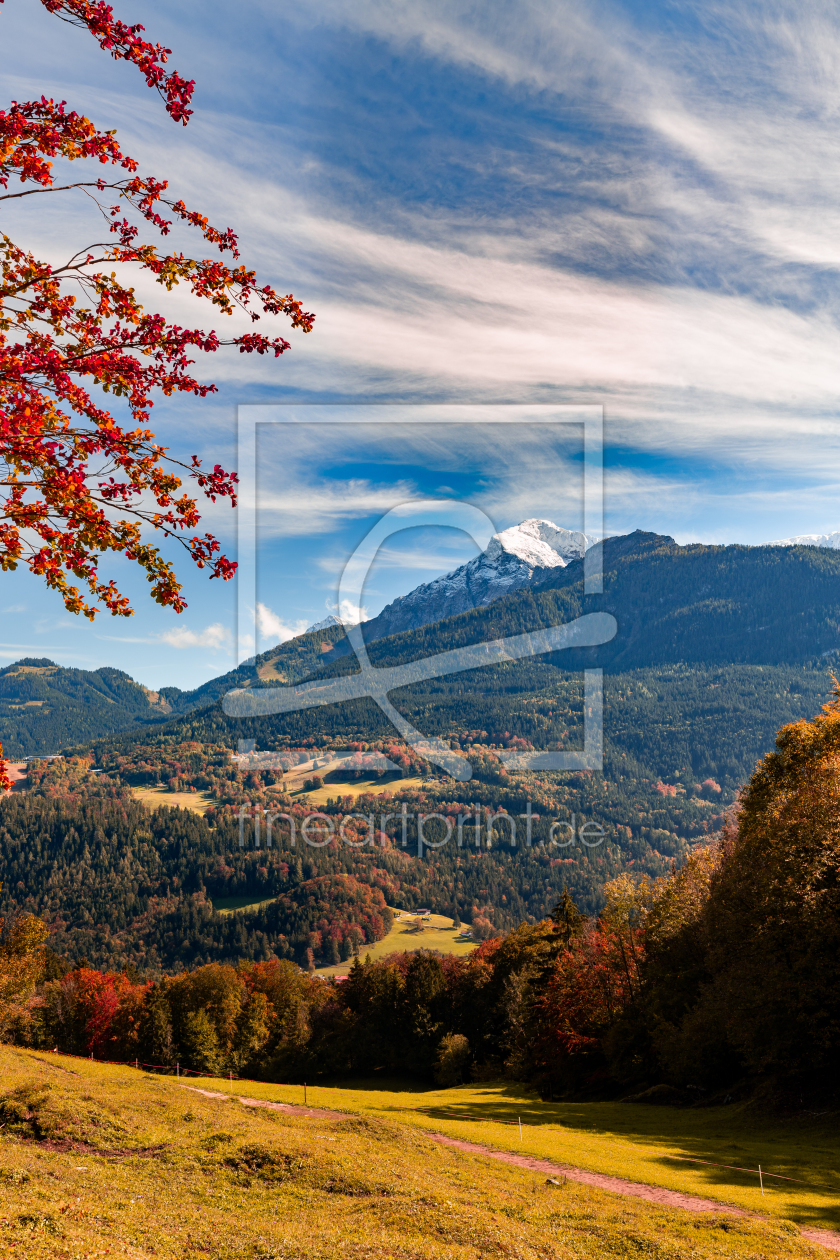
68,965,150,1057
6,0,197,124
0,5,315,790
531,921,646,1066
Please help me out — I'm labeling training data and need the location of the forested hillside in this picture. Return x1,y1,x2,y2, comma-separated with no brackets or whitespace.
0,659,173,756
534,531,840,668
0,778,639,971
6,532,840,760
5,685,840,1102
107,659,831,802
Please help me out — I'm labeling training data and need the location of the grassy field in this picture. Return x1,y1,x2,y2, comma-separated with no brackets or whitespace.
301,773,427,804
0,1045,822,1260
212,893,278,915
318,909,478,976
247,751,428,804
131,784,214,816
202,899,480,965
139,1075,840,1238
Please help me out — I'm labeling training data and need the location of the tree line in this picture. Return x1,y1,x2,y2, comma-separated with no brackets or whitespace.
3,687,840,1100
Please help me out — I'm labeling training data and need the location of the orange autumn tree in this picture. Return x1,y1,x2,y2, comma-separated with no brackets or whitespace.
0,1,315,788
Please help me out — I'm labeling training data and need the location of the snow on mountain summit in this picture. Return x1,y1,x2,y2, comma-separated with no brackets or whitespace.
768,531,840,549
304,613,343,634
362,518,596,642
489,519,593,570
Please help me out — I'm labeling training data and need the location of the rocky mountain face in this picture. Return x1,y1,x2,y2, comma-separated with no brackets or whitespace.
304,614,343,633
360,519,595,642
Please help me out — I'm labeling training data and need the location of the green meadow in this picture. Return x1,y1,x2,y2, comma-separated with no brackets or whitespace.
318,909,478,976
167,1074,840,1237
0,1046,826,1260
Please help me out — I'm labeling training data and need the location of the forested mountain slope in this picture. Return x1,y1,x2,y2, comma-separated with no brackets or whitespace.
0,636,341,757
236,531,840,687
7,532,840,764
533,531,840,668
125,533,839,787
0,659,174,757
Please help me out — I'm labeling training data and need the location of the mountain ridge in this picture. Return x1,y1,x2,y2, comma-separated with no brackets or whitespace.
360,517,595,642
768,530,840,549
6,529,840,756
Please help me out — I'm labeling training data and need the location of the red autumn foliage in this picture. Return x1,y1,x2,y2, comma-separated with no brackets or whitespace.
532,921,645,1065
45,966,149,1057
31,0,196,125
0,1,315,784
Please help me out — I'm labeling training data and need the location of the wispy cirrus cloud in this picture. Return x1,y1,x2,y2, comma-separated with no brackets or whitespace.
98,623,233,652
7,0,840,688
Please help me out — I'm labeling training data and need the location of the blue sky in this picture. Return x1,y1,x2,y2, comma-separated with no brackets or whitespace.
4,0,840,687
242,405,592,659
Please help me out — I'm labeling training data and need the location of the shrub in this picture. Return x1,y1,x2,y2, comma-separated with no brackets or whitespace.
434,1033,470,1087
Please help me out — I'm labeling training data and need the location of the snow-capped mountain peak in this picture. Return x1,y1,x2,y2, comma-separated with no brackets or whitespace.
361,518,596,642
304,613,343,634
767,531,840,549
489,519,592,570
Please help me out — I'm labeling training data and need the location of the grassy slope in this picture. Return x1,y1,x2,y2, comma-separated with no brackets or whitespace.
203,903,479,968
130,785,214,815
317,910,478,977
300,774,428,805
0,1047,819,1260
149,1075,840,1237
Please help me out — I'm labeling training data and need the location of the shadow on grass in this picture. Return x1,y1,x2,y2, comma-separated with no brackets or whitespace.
318,1074,442,1096
373,1080,840,1232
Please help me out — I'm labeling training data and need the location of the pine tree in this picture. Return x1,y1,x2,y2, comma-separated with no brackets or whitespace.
551,890,584,947
137,981,175,1065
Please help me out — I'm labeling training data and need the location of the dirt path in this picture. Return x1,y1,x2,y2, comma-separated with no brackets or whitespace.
183,1085,840,1253
186,1084,339,1121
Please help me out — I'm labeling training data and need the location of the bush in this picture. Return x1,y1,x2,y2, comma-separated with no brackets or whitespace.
434,1033,470,1087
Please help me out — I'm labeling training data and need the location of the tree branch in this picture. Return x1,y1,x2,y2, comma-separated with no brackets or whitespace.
0,182,106,202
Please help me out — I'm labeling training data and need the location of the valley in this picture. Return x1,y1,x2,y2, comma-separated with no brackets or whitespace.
3,532,839,975
4,5,839,1256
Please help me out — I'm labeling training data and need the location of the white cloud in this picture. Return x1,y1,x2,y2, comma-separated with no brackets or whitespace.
158,623,232,651
327,598,369,625
255,603,309,643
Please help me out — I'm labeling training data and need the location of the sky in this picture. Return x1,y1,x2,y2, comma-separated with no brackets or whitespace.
4,0,840,688
241,404,595,661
